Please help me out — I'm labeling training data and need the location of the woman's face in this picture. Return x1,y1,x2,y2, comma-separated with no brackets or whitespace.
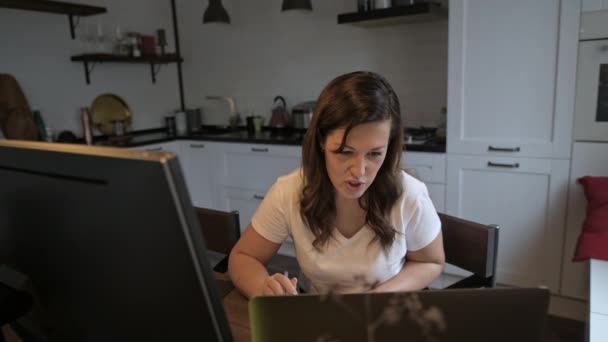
323,120,392,203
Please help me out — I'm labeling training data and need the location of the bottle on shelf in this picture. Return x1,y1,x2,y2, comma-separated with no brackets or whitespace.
81,107,93,145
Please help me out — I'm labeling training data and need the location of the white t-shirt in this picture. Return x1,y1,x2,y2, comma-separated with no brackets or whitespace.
251,168,441,294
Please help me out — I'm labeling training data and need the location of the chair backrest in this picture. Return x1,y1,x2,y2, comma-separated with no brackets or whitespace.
194,207,240,256
439,212,499,288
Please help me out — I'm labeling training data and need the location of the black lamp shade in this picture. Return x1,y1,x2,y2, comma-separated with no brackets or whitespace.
203,0,230,24
282,0,312,11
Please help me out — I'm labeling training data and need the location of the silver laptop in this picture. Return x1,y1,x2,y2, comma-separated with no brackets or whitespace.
249,287,549,342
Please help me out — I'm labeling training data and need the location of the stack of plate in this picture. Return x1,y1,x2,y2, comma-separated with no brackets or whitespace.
90,94,132,135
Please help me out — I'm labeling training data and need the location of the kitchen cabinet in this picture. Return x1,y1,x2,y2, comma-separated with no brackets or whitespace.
180,140,221,210
216,142,301,257
446,154,569,291
447,0,580,159
130,141,180,153
402,151,446,212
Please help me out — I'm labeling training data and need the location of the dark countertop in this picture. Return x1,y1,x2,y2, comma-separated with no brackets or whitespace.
93,127,446,153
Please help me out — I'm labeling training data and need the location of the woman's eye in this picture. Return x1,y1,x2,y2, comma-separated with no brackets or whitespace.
340,150,353,155
370,151,383,157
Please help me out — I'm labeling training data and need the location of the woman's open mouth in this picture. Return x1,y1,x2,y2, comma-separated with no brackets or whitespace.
345,180,365,192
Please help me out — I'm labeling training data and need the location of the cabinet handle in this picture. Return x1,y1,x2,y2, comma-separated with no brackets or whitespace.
189,143,205,148
487,161,520,168
253,194,265,200
251,147,269,153
146,147,162,151
488,146,520,152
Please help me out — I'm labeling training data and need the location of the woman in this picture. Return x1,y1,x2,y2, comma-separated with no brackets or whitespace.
228,71,444,298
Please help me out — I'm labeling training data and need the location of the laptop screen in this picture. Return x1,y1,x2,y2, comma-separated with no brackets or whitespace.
249,287,549,342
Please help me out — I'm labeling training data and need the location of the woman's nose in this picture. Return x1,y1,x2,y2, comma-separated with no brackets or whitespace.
350,155,366,177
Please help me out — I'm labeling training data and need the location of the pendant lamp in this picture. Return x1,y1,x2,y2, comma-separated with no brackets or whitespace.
281,0,312,11
203,0,230,24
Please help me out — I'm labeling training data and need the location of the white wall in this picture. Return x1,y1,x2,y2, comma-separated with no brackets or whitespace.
0,0,181,136
177,0,447,128
0,0,447,135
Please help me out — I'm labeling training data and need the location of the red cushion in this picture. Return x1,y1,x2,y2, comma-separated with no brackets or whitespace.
573,176,608,262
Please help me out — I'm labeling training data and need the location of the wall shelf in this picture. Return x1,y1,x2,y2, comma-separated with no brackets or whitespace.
0,0,106,39
337,2,446,27
70,53,184,84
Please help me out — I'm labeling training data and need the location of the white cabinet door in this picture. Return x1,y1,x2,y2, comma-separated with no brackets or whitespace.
131,141,179,153
561,142,608,299
218,143,301,190
402,152,446,212
447,0,580,158
216,142,300,257
218,186,295,257
446,154,569,291
180,141,221,210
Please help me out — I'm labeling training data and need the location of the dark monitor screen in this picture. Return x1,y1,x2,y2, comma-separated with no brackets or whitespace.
0,140,233,342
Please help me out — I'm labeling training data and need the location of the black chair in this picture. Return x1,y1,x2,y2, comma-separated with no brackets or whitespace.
195,207,241,274
439,212,499,288
0,282,32,342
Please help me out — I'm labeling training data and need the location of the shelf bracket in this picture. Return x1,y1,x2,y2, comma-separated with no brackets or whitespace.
82,61,97,85
150,63,163,84
68,15,81,40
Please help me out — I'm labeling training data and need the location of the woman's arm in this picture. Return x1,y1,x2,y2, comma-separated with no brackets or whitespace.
228,224,298,298
370,232,445,292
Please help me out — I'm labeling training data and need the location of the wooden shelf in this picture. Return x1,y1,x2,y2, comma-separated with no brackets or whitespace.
71,53,183,64
0,0,106,39
70,53,184,84
337,2,446,27
0,0,106,16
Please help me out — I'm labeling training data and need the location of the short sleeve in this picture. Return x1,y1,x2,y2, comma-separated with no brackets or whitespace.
405,191,441,251
250,180,290,244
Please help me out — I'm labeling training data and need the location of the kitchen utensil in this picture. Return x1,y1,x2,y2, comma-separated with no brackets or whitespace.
246,116,255,137
186,108,202,134
270,96,289,129
175,111,187,135
253,116,264,134
165,116,176,136
90,93,132,135
292,101,315,129
81,107,93,145
206,96,241,130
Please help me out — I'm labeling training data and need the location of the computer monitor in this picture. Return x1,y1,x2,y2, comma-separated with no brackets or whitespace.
0,140,233,341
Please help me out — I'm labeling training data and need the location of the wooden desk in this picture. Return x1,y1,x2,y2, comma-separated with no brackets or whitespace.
215,275,251,342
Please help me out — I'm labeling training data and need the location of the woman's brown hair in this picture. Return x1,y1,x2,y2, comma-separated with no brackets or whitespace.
300,71,404,250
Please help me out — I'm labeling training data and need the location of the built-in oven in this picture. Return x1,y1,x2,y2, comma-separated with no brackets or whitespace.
574,11,608,142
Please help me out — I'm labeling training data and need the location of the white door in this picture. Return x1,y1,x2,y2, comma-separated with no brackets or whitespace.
447,0,580,158
446,154,569,291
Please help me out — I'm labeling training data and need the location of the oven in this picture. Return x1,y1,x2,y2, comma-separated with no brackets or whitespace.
574,11,608,142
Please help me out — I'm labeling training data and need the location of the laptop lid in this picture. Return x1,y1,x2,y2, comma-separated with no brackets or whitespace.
249,287,549,342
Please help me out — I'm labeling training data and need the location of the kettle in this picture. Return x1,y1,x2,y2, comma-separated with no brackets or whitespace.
270,96,289,128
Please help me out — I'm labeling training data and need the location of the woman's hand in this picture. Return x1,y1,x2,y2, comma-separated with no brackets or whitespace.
260,273,298,296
